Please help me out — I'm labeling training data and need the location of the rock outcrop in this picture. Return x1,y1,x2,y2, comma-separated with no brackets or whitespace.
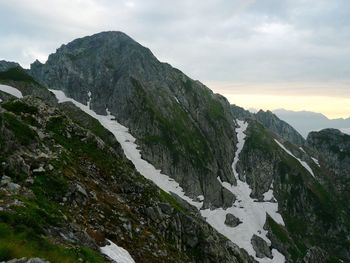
30,31,237,209
0,92,253,262
224,213,242,227
307,128,350,214
251,234,272,259
255,110,305,145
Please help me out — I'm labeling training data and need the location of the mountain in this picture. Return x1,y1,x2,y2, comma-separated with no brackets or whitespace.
0,64,253,263
0,31,349,262
231,105,305,145
273,108,350,138
0,60,21,72
30,31,238,210
307,129,350,211
255,110,305,146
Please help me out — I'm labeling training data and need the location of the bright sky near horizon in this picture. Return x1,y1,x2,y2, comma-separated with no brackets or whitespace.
0,0,349,118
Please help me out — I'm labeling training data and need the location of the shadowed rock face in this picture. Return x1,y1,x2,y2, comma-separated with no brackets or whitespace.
0,60,20,72
255,110,305,146
235,120,350,262
0,93,254,263
230,105,305,146
307,129,350,210
251,234,272,259
30,31,238,209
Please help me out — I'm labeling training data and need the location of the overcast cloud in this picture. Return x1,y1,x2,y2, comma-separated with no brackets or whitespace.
0,0,349,115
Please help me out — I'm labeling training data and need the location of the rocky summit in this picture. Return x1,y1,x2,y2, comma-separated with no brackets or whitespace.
0,31,349,263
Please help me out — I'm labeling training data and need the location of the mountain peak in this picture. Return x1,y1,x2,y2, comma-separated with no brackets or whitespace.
66,31,136,46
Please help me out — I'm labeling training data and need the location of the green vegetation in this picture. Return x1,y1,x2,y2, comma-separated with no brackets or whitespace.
267,216,303,261
244,122,277,155
0,67,37,83
3,112,37,145
32,173,68,202
58,103,119,149
158,190,187,214
0,162,104,262
131,77,212,168
267,216,290,244
207,99,225,120
2,100,38,115
0,223,105,262
184,78,226,121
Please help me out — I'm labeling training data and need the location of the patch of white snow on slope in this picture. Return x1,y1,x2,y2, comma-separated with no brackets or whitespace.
50,89,203,210
263,184,275,202
274,139,315,177
201,120,285,263
311,157,320,167
100,239,135,263
0,84,23,98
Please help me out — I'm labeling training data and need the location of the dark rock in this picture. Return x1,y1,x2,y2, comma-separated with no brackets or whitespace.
30,31,237,209
224,213,242,227
302,246,328,263
159,202,173,215
255,110,305,145
1,175,12,186
0,60,21,72
251,234,272,259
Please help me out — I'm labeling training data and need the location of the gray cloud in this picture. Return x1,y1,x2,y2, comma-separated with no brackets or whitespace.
0,0,349,97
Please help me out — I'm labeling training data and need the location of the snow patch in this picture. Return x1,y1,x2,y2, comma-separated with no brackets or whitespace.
197,195,204,202
201,120,285,263
50,89,203,210
263,189,274,202
87,91,92,108
100,239,135,263
274,139,315,177
340,128,350,135
174,96,180,104
232,120,248,178
50,90,286,261
0,84,23,98
311,157,320,167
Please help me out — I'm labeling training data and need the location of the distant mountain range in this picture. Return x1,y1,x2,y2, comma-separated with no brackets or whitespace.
272,109,350,138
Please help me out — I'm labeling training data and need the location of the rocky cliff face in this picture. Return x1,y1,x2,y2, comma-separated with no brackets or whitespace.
307,129,350,211
255,110,305,146
0,60,20,72
237,120,350,262
30,31,237,209
1,31,349,263
230,105,305,146
0,75,253,262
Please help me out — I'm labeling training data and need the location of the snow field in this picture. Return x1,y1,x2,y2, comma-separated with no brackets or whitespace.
0,84,23,98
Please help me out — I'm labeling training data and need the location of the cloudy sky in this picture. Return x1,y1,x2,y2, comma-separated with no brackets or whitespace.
0,0,349,118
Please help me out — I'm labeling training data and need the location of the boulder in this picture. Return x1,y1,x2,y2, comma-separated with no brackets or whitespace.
224,213,242,227
251,234,272,259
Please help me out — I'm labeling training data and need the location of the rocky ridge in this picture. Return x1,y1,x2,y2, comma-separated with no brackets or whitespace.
0,69,253,262
0,32,349,262
30,31,237,209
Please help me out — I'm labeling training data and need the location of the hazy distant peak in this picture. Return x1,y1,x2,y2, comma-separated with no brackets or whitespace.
273,109,350,138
